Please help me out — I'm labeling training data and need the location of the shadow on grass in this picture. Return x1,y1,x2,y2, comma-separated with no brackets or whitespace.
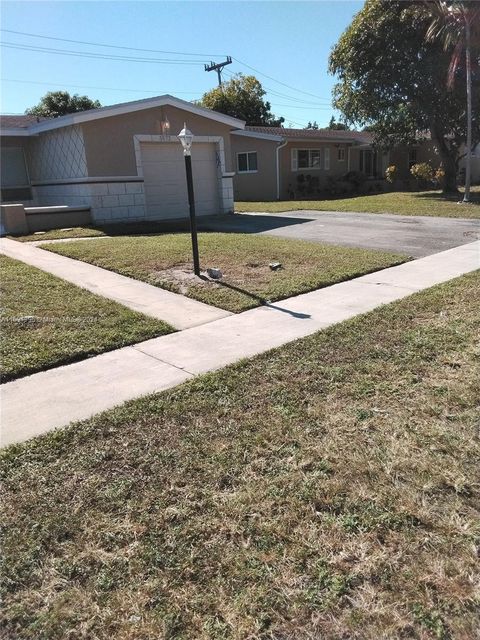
409,190,480,204
78,214,316,239
209,278,311,319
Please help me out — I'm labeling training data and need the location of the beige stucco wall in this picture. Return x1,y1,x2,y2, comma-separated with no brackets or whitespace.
389,141,441,180
278,140,352,198
231,136,278,201
81,105,235,177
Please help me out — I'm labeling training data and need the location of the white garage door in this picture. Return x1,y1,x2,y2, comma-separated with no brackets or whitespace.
140,141,220,220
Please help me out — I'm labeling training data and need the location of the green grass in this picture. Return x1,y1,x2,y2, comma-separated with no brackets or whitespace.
2,271,479,639
11,220,198,243
0,255,174,382
236,186,480,218
12,227,108,242
44,233,406,313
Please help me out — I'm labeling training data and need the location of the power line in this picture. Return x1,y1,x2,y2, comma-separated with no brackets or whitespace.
1,78,203,96
1,28,334,107
231,57,331,102
0,28,226,58
1,42,206,65
270,103,332,110
222,69,331,106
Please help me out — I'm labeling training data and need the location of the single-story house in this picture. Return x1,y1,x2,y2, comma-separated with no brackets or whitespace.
230,126,449,201
2,96,478,224
0,95,244,224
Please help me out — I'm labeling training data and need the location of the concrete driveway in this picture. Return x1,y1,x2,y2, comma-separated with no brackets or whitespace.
201,210,480,257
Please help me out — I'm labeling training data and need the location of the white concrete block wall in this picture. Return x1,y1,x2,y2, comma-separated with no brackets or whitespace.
32,181,146,224
220,176,234,214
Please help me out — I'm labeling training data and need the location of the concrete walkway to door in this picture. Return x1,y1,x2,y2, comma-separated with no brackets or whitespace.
0,237,231,330
2,240,478,447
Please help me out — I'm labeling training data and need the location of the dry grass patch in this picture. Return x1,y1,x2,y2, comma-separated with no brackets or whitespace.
2,271,479,639
236,186,480,218
44,233,406,313
0,255,173,381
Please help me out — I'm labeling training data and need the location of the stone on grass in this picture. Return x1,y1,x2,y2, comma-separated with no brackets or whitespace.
207,268,223,280
269,262,282,271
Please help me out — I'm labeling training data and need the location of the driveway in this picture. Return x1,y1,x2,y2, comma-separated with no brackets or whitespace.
201,210,480,257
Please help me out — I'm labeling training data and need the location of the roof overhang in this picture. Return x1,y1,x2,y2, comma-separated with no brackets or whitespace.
0,128,32,137
5,95,246,136
232,129,285,142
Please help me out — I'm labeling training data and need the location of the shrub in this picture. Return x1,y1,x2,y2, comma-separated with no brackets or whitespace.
385,165,397,183
343,170,367,191
410,162,435,184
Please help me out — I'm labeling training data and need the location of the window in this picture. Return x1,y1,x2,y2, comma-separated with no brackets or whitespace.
237,151,258,173
360,150,378,178
408,149,417,170
291,149,323,171
338,148,346,162
0,147,31,202
324,147,330,171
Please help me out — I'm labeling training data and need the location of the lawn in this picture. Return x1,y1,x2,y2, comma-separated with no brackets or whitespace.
2,271,479,639
236,186,480,218
0,255,174,382
45,233,406,313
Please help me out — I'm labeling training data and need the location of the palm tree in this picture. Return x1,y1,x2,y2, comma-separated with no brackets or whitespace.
424,1,480,202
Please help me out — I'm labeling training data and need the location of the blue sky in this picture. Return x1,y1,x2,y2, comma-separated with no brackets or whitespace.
1,1,363,127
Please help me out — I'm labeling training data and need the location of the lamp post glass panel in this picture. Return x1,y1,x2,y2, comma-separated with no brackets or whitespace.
178,124,201,276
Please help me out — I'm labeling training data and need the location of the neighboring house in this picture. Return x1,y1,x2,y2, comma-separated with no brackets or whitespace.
230,126,446,201
0,95,244,223
458,143,480,183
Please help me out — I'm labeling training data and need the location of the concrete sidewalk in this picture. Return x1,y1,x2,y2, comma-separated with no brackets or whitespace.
2,241,478,447
0,237,231,330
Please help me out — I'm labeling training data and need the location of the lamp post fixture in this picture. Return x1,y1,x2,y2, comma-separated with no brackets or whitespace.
177,123,200,276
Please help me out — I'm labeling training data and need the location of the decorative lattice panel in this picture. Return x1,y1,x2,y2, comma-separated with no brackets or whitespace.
28,125,87,181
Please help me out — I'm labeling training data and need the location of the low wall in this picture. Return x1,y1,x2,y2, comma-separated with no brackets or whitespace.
25,206,92,232
32,179,146,224
1,204,92,235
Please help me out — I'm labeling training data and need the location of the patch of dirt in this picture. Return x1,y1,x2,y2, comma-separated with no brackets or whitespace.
149,263,221,294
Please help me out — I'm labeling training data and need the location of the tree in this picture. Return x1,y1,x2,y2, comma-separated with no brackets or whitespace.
329,0,480,193
327,115,349,130
200,74,284,126
305,121,319,130
26,91,101,118
425,1,480,202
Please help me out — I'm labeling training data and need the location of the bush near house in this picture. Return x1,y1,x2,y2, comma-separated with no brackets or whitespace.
410,162,436,188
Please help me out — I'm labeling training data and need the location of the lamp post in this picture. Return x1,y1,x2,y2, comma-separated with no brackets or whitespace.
177,123,200,276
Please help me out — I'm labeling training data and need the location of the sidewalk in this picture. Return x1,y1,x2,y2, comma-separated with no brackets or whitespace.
0,237,231,330
2,241,478,447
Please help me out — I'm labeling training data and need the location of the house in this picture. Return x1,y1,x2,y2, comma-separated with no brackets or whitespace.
0,95,244,224
2,95,476,226
230,126,445,201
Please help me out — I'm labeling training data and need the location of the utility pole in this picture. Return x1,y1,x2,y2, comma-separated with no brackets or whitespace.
204,56,232,86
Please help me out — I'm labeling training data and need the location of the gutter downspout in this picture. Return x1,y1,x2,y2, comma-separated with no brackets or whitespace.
276,138,288,200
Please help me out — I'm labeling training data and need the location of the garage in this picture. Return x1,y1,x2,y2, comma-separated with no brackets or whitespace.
140,141,220,220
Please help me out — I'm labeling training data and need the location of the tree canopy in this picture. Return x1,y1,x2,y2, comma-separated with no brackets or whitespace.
305,121,319,130
329,0,480,192
327,115,349,131
200,74,284,126
26,91,101,118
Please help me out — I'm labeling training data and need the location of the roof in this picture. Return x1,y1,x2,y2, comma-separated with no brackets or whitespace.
0,114,46,129
231,129,285,142
245,126,373,144
0,95,246,136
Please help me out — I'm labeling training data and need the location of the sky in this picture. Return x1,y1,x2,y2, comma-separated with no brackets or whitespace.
0,0,364,128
